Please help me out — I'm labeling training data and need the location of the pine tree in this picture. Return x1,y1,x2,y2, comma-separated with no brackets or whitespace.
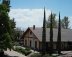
0,0,13,56
57,12,61,54
42,8,46,55
2,0,10,12
49,12,53,55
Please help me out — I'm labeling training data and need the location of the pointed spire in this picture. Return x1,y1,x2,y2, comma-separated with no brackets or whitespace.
42,7,46,55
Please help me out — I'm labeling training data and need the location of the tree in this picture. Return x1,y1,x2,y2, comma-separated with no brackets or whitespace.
49,12,53,55
0,0,13,55
2,0,10,12
46,13,57,28
57,12,61,54
42,8,46,55
13,27,23,46
61,16,69,29
10,18,16,41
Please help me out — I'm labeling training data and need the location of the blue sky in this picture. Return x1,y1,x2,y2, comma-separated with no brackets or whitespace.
10,0,72,17
9,0,72,29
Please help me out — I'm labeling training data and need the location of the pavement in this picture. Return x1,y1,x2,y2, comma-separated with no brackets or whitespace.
4,49,26,57
5,49,72,57
58,51,72,57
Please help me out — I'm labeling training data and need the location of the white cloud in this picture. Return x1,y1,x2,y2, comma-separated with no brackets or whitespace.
9,9,72,29
9,8,51,29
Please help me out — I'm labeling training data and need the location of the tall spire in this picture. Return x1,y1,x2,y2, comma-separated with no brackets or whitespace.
42,7,46,55
57,12,61,54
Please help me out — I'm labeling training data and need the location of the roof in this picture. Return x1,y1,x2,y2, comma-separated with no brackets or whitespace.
29,27,72,42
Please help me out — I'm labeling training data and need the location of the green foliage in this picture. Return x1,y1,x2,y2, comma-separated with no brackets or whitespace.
57,13,61,54
0,4,8,12
61,16,69,29
2,0,10,12
11,27,23,45
46,13,70,29
30,53,56,57
25,47,31,51
46,13,57,28
3,33,12,50
42,8,46,55
0,0,13,53
30,53,41,57
13,42,20,46
49,12,53,55
14,47,32,56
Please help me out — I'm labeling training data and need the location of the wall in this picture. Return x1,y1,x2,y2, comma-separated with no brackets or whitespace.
23,29,40,50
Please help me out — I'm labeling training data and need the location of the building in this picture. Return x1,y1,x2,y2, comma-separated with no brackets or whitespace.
21,26,72,51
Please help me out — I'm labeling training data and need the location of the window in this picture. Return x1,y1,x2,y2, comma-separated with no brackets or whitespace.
35,41,37,48
30,40,32,47
30,31,32,35
25,40,27,46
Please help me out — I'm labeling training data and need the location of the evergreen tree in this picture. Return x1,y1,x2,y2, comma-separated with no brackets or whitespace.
49,12,53,55
10,18,16,41
42,8,46,55
2,0,10,12
57,12,61,54
0,0,13,55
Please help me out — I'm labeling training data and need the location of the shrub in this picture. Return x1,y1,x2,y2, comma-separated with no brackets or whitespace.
25,47,31,51
30,53,41,57
14,46,31,56
24,50,31,56
42,54,51,57
30,53,57,57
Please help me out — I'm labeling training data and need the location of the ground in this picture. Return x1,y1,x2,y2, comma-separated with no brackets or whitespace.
4,49,26,57
4,47,72,57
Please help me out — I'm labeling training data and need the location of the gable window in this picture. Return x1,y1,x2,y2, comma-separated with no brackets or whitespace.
30,31,32,35
25,40,27,46
35,41,37,48
30,40,32,47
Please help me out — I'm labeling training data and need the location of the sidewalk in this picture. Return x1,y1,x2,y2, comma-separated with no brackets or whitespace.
4,49,26,57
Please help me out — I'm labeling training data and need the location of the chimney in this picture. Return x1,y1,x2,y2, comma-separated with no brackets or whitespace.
33,25,35,30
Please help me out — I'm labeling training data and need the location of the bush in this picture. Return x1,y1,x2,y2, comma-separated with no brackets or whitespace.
25,47,31,51
30,53,57,57
24,50,31,56
14,47,31,56
30,53,41,57
42,54,51,57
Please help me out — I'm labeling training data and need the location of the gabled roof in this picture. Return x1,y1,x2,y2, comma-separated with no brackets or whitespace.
23,27,72,42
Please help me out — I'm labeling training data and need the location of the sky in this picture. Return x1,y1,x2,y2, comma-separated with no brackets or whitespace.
9,0,72,29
